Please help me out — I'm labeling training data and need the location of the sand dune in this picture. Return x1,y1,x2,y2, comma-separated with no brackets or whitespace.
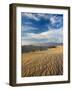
21,46,63,77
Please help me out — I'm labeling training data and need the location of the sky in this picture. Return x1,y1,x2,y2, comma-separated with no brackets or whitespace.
21,12,63,45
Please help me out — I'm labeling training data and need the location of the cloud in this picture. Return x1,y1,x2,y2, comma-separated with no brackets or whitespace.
21,13,63,45
21,25,38,39
21,13,48,21
31,28,63,42
22,28,63,45
21,39,35,45
21,12,40,21
50,15,63,29
21,25,38,31
50,16,56,24
22,13,63,34
34,13,52,20
22,21,33,25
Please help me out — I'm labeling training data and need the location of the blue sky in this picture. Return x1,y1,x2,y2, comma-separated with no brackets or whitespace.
21,12,63,45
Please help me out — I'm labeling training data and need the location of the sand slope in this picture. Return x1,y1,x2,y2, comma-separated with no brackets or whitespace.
21,46,63,77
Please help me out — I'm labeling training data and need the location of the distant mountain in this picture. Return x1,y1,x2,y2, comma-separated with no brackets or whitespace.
32,42,63,47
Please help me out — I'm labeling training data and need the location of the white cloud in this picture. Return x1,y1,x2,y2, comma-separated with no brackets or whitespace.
22,28,63,45
51,15,63,26
21,40,35,45
22,13,40,21
36,13,52,20
50,16,56,24
21,25,38,32
23,22,33,25
22,13,52,21
31,28,63,40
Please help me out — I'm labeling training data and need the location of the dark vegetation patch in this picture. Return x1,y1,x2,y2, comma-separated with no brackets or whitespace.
22,45,56,53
